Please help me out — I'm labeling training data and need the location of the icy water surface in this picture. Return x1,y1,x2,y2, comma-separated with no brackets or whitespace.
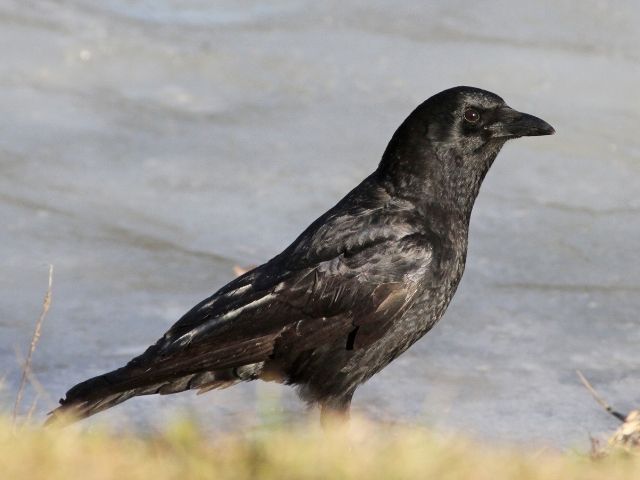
1,0,639,448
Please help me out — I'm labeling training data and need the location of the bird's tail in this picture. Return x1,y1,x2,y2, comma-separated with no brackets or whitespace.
45,362,261,427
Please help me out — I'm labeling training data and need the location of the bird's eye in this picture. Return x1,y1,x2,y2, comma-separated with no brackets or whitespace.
463,108,480,123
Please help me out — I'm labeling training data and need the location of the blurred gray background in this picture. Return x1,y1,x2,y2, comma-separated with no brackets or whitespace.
1,0,639,448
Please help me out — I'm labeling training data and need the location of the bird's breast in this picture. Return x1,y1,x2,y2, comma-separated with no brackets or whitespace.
406,228,469,333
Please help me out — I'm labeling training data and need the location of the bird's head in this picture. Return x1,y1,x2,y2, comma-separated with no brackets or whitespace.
378,86,554,214
424,86,555,152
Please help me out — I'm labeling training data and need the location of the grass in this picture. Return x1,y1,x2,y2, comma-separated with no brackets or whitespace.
0,416,639,480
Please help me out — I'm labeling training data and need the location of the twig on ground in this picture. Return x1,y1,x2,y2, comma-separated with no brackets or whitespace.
12,265,54,426
577,370,640,452
26,395,40,424
13,346,55,407
576,370,626,422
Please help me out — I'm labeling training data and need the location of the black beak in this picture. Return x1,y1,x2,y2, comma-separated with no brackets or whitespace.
487,106,555,138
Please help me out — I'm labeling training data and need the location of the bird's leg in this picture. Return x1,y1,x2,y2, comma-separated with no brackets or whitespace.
319,393,353,430
320,403,350,428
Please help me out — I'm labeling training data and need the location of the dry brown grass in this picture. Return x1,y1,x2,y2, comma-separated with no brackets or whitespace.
11,265,53,429
0,416,639,480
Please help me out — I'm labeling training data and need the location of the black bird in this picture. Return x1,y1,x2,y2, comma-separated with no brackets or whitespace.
47,86,554,426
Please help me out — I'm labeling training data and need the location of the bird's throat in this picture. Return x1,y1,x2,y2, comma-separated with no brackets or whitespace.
378,143,501,220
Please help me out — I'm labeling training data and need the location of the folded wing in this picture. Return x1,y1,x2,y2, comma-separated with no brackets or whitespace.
48,199,434,423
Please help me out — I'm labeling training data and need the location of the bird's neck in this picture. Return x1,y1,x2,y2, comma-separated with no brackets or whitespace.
377,135,502,220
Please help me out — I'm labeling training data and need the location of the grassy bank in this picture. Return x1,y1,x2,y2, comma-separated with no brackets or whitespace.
0,417,638,480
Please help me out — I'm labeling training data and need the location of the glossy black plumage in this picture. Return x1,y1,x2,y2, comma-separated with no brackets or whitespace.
47,86,554,425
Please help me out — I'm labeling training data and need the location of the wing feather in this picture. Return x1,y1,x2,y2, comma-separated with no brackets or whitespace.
117,191,434,386
137,233,431,367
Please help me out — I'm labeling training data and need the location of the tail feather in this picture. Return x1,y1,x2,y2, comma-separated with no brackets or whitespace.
45,362,264,426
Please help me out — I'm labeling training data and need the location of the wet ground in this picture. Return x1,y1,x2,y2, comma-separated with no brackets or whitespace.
1,0,639,448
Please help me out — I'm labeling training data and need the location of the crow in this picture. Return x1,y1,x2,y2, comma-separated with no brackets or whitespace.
47,86,554,426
